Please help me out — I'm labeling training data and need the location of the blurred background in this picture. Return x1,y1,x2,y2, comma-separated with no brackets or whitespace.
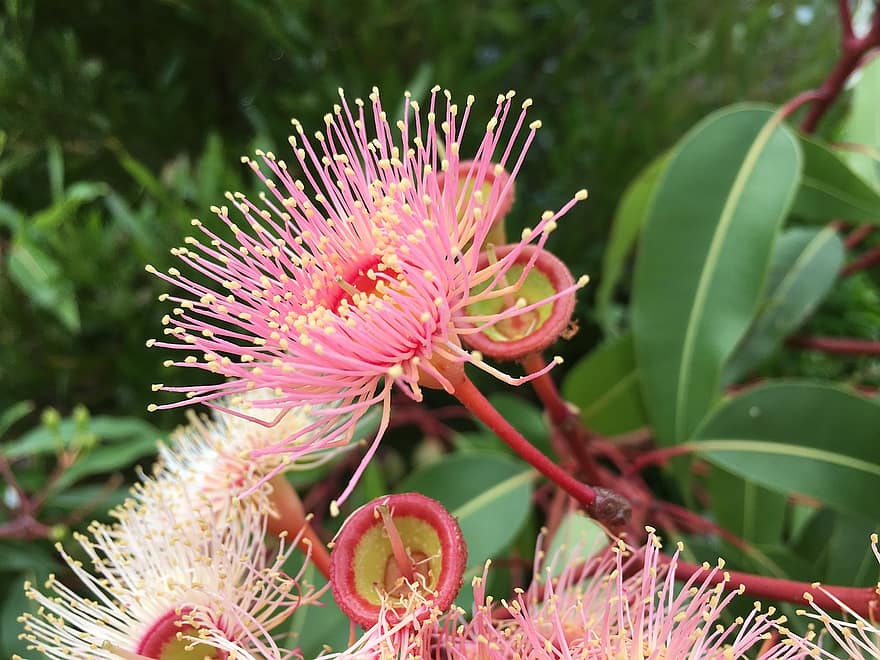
0,0,845,423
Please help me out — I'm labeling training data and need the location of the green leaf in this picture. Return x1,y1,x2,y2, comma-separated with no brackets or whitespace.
46,138,64,203
480,393,552,457
7,238,80,331
3,415,159,459
826,511,879,585
0,401,34,438
52,436,157,491
285,566,351,657
723,227,844,384
596,153,668,335
1,575,31,658
839,55,880,187
632,106,801,444
792,134,880,224
31,181,108,232
693,382,880,520
704,465,786,545
562,332,647,436
398,453,536,567
545,511,606,577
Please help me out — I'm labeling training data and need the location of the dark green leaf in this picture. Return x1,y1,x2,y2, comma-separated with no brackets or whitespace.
1,575,31,658
792,134,880,224
0,401,34,439
723,227,844,384
562,332,647,436
694,382,880,520
7,239,80,331
632,106,801,444
705,465,786,545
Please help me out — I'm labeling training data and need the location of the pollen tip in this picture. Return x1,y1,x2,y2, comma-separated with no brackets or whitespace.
577,274,591,287
330,501,341,517
147,404,158,412
575,189,589,201
553,356,564,365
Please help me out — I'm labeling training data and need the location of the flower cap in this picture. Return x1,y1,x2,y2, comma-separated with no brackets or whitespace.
329,492,466,629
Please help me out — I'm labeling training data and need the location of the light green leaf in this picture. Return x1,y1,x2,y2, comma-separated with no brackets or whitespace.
3,415,159,459
693,382,880,520
632,105,801,444
840,55,880,187
562,332,647,436
792,134,880,223
596,153,668,335
546,511,606,577
723,227,844,384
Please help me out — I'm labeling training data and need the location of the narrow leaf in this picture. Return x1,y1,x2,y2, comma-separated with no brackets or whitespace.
632,106,801,444
694,382,880,520
792,134,880,224
562,332,647,436
596,153,668,334
723,227,844,384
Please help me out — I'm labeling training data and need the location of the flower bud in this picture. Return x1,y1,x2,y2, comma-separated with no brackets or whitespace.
463,244,578,360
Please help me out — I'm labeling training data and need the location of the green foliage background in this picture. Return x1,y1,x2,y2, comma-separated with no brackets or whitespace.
0,0,841,420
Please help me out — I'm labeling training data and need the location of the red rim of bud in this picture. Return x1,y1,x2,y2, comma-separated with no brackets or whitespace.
137,606,228,659
437,160,514,246
329,492,467,629
463,244,577,361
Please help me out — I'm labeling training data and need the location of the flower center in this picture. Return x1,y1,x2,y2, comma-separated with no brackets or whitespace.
136,607,227,660
324,256,387,312
353,515,443,607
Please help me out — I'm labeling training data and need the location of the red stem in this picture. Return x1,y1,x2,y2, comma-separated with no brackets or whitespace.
844,223,875,249
788,335,880,355
842,244,880,276
520,353,601,483
453,376,596,508
800,4,880,133
666,555,878,618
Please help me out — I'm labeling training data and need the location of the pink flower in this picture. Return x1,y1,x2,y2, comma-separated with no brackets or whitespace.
17,481,319,660
147,87,587,508
786,533,880,659
434,528,809,659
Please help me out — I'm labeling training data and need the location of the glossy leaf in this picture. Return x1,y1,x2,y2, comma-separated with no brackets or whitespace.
562,332,647,436
596,153,668,334
792,134,880,223
840,55,880,187
632,106,801,444
693,382,880,520
723,227,844,384
398,453,535,567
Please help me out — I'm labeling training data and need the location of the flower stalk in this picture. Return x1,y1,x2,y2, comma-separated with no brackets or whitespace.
453,376,598,510
266,474,332,580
